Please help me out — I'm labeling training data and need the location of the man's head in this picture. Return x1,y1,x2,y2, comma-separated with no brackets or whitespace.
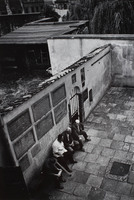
66,127,71,133
57,133,63,142
75,119,80,124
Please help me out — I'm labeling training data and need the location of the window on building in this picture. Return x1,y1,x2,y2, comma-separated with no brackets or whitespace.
71,74,76,84
89,89,93,102
81,67,85,87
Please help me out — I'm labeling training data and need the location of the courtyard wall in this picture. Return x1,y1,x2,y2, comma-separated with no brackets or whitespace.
1,45,111,186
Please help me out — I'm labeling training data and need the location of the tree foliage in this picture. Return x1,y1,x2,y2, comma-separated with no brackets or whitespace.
67,0,134,34
42,4,60,21
91,0,134,33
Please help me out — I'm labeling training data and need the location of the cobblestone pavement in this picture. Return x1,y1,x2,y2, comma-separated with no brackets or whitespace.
34,87,134,200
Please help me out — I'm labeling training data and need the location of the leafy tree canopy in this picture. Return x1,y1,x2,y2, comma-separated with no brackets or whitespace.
67,0,134,34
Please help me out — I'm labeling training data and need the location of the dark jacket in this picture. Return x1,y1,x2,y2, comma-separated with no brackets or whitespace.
72,122,84,134
63,131,73,148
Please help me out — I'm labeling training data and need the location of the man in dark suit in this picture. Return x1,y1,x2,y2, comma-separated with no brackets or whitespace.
72,119,91,142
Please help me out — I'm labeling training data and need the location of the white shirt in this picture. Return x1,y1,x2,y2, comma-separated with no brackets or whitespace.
52,139,67,157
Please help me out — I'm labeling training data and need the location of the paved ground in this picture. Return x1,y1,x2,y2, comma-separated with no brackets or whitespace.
33,87,134,200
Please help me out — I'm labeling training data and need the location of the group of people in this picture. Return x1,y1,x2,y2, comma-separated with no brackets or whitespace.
42,119,91,189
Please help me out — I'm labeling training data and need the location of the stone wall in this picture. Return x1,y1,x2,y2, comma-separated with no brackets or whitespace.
48,35,134,88
2,44,112,186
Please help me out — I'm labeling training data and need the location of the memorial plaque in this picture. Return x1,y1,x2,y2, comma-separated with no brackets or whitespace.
51,84,66,107
31,144,41,157
13,129,35,159
32,94,51,121
7,110,31,141
54,100,67,124
19,154,30,172
36,112,54,140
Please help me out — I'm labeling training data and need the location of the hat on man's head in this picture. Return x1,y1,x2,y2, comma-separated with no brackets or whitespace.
75,119,80,124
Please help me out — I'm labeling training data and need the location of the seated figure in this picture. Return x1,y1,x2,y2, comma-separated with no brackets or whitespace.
52,134,76,173
42,157,65,189
72,119,91,142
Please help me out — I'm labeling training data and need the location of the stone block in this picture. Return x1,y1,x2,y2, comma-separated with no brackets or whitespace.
54,100,67,124
14,130,35,159
84,153,98,163
74,184,91,197
128,171,134,184
125,136,134,144
111,140,124,150
85,163,100,175
31,144,41,157
88,187,106,200
84,143,95,153
61,180,78,194
92,146,104,155
73,151,87,161
51,84,66,107
113,134,125,141
86,175,103,188
35,112,54,140
32,94,51,121
116,182,132,195
72,161,87,171
90,136,101,145
113,150,127,160
104,192,120,200
101,148,115,157
96,155,110,166
7,110,31,141
19,154,30,172
100,178,118,192
99,139,112,148
69,171,89,184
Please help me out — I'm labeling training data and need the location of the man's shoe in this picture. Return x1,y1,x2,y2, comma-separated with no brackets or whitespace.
56,185,64,189
61,178,66,183
85,138,91,142
71,160,77,164
81,148,85,152
67,168,72,173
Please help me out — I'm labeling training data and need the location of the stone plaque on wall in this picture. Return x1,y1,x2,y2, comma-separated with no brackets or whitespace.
35,112,54,140
13,129,35,159
54,100,67,124
7,110,31,141
51,84,66,107
32,94,51,121
19,154,30,172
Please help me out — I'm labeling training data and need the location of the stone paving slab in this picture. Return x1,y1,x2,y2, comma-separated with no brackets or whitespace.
113,150,128,160
88,187,106,200
84,153,99,163
85,163,100,175
86,175,103,188
115,182,132,195
104,192,120,200
84,143,95,153
99,139,112,148
92,145,104,155
72,161,87,171
96,155,110,166
120,195,134,200
101,148,115,157
68,170,89,184
111,140,124,150
60,181,79,194
113,133,126,141
100,178,118,192
73,183,91,198
73,151,87,161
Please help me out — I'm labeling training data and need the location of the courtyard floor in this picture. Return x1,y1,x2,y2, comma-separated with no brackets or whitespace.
33,86,134,200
